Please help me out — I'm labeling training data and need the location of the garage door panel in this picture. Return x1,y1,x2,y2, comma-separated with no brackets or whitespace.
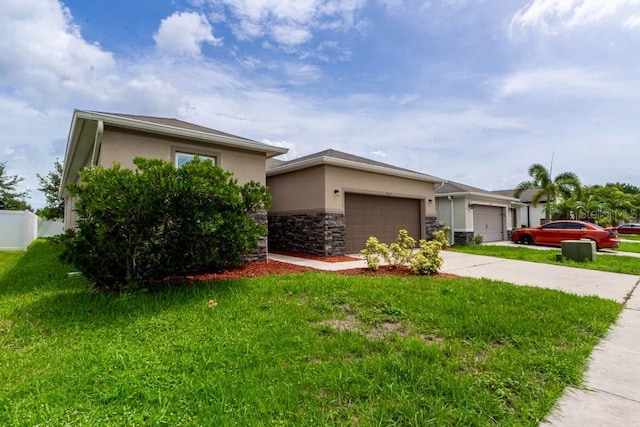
345,193,421,253
473,206,504,242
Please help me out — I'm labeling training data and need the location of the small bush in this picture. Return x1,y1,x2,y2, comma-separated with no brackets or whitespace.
61,157,271,290
474,234,484,245
411,240,444,275
387,229,416,267
361,229,444,275
360,237,389,271
431,227,450,248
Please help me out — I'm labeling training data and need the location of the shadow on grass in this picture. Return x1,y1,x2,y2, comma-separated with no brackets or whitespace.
20,278,246,329
0,240,80,297
0,240,252,329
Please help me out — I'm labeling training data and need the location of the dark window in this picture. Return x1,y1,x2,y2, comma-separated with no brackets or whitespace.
541,223,562,230
565,222,585,230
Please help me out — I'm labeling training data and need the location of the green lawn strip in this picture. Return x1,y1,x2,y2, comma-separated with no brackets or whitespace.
0,242,621,425
453,245,640,275
620,235,640,242
617,242,640,253
0,251,24,280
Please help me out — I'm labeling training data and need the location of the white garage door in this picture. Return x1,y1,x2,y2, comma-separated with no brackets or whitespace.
473,206,504,242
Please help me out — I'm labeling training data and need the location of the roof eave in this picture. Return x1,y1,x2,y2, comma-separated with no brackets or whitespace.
436,191,522,203
59,109,83,198
77,110,288,158
267,156,443,183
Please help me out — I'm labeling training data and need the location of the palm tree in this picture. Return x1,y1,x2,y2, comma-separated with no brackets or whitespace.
514,163,581,221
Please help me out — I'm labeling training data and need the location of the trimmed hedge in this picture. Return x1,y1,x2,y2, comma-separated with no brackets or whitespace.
61,157,271,290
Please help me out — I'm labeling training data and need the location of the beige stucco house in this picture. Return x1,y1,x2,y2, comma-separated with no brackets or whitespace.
267,149,443,255
436,181,523,244
59,110,288,258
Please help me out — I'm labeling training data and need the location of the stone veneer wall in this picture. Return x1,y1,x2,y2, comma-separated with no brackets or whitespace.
425,216,439,240
506,230,514,240
244,211,268,262
269,212,346,256
454,231,475,245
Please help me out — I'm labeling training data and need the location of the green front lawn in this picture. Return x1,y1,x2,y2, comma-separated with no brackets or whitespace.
453,245,639,275
620,234,640,241
616,242,640,254
0,242,621,425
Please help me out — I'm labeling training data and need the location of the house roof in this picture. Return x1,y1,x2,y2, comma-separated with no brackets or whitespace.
437,181,491,195
267,149,443,183
491,188,547,203
97,112,259,143
60,109,288,196
436,180,520,202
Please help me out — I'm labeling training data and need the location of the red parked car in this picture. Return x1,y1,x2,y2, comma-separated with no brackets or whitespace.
512,220,620,249
616,223,640,235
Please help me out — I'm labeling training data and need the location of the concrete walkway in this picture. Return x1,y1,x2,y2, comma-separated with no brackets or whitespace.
268,250,640,426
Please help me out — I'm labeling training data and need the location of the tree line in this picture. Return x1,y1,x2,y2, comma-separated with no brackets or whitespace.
515,163,639,226
0,160,64,219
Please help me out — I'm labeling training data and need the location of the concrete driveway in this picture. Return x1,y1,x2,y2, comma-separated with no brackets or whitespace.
440,250,639,303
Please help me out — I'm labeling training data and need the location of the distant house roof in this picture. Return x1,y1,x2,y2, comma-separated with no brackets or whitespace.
437,181,492,195
267,149,443,183
60,109,288,196
491,188,547,203
436,180,520,202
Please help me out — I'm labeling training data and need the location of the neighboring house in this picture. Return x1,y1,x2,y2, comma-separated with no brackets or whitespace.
436,181,522,244
492,188,547,228
266,149,443,256
59,110,288,259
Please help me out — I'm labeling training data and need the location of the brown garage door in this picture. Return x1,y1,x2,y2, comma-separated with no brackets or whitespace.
473,205,504,242
344,193,421,253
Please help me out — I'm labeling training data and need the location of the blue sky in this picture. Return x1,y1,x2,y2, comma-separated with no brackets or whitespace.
1,0,639,209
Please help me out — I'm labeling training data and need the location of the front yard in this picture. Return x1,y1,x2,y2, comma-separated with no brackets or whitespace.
0,242,621,425
453,245,640,275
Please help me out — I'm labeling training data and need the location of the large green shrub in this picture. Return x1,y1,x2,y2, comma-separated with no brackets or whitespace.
61,157,271,289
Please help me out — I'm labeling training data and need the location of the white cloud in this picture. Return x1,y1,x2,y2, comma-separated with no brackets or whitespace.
370,150,388,158
0,0,115,108
208,0,366,48
511,0,640,33
495,67,635,98
154,12,222,56
624,13,640,28
271,25,313,46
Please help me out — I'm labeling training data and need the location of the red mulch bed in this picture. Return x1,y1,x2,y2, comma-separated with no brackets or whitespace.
182,260,457,282
336,265,458,278
185,260,316,281
270,250,361,263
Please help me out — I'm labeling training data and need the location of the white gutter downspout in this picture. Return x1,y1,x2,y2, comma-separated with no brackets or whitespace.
448,196,455,245
434,181,452,244
91,120,104,167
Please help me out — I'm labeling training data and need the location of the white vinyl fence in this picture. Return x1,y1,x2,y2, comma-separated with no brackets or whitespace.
0,210,64,251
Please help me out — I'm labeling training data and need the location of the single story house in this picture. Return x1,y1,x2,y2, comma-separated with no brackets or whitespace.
60,110,462,259
266,149,443,256
491,188,547,228
436,181,523,244
59,110,288,259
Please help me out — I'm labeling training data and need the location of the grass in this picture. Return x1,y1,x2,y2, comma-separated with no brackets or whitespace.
0,241,621,425
616,242,640,253
620,234,640,241
453,245,639,275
